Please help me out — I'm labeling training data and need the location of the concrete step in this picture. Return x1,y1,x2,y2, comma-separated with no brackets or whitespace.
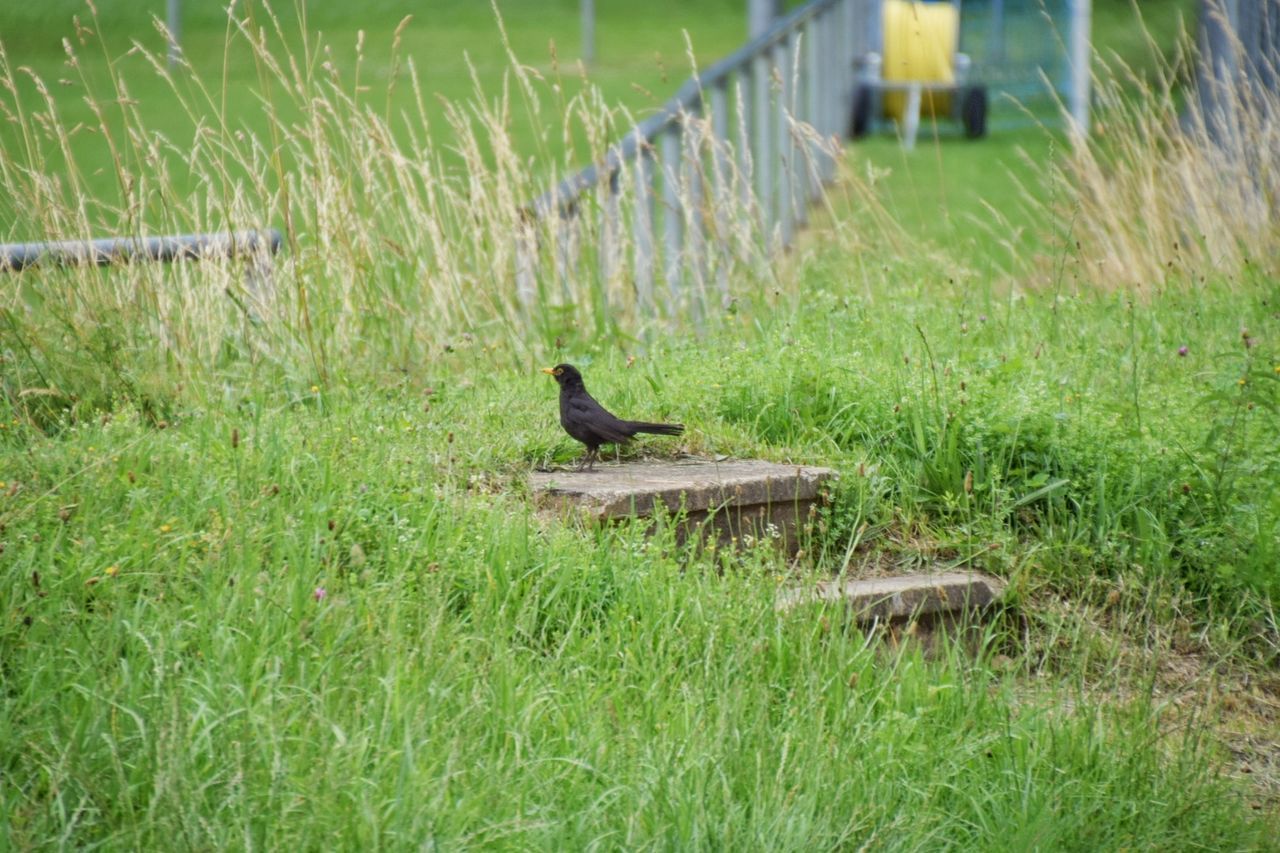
530,458,836,553
777,570,1006,625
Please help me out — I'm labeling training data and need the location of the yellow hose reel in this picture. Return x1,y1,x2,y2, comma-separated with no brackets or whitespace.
882,0,959,120
850,0,988,145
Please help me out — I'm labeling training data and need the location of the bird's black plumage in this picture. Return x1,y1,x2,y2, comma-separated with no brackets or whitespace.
542,363,683,471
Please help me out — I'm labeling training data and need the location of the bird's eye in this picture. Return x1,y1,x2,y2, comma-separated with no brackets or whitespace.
555,368,563,375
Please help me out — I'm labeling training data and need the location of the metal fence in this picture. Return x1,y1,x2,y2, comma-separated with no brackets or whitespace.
1197,0,1280,133
959,0,1075,110
517,0,876,323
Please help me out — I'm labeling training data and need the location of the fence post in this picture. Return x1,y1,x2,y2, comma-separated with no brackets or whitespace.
555,199,579,305
990,0,1007,64
838,0,854,138
710,80,733,304
735,75,754,210
748,0,778,37
682,111,707,327
1068,0,1092,140
823,5,841,176
600,168,620,312
167,0,181,69
789,28,806,228
753,51,774,234
803,17,823,202
633,141,656,315
710,81,731,203
661,124,684,309
581,0,596,65
778,35,795,246
514,220,538,314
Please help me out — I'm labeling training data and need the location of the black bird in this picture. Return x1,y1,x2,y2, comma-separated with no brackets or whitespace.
541,363,683,472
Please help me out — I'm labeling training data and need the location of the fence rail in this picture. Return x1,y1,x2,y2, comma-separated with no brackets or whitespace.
519,0,875,322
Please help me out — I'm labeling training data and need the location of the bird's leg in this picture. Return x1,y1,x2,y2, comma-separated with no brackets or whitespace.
573,447,599,473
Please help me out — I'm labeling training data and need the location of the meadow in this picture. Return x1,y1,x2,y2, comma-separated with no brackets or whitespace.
2,0,1278,848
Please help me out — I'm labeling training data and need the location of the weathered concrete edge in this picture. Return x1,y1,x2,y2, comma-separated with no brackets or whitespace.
775,572,1007,622
536,466,836,519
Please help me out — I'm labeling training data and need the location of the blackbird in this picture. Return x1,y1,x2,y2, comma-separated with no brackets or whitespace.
541,363,683,472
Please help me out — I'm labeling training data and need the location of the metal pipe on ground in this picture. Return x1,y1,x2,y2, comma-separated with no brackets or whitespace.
1,229,282,272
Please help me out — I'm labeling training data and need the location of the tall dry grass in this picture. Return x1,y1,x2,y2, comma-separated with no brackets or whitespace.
1039,11,1279,293
0,2,842,421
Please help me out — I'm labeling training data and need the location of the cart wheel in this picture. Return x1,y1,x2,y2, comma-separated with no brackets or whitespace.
962,86,988,139
850,84,873,139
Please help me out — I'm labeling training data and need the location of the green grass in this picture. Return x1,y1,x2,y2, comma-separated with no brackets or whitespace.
1092,0,1198,77
841,127,1054,273
4,259,1279,846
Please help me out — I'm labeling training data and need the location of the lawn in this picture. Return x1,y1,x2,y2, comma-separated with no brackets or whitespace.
2,0,1278,848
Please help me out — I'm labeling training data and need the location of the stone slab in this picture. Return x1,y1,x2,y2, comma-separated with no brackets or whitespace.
531,459,836,552
776,571,1006,622
531,459,834,518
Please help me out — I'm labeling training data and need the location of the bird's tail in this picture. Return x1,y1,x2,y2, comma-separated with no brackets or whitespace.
626,421,684,436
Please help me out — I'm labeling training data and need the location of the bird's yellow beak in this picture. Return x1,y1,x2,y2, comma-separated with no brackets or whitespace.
540,367,557,376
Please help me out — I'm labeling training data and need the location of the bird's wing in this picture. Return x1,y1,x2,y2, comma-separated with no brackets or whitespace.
568,392,634,442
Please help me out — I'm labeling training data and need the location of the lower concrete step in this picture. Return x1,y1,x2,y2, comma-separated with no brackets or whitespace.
530,458,835,553
777,570,1007,626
